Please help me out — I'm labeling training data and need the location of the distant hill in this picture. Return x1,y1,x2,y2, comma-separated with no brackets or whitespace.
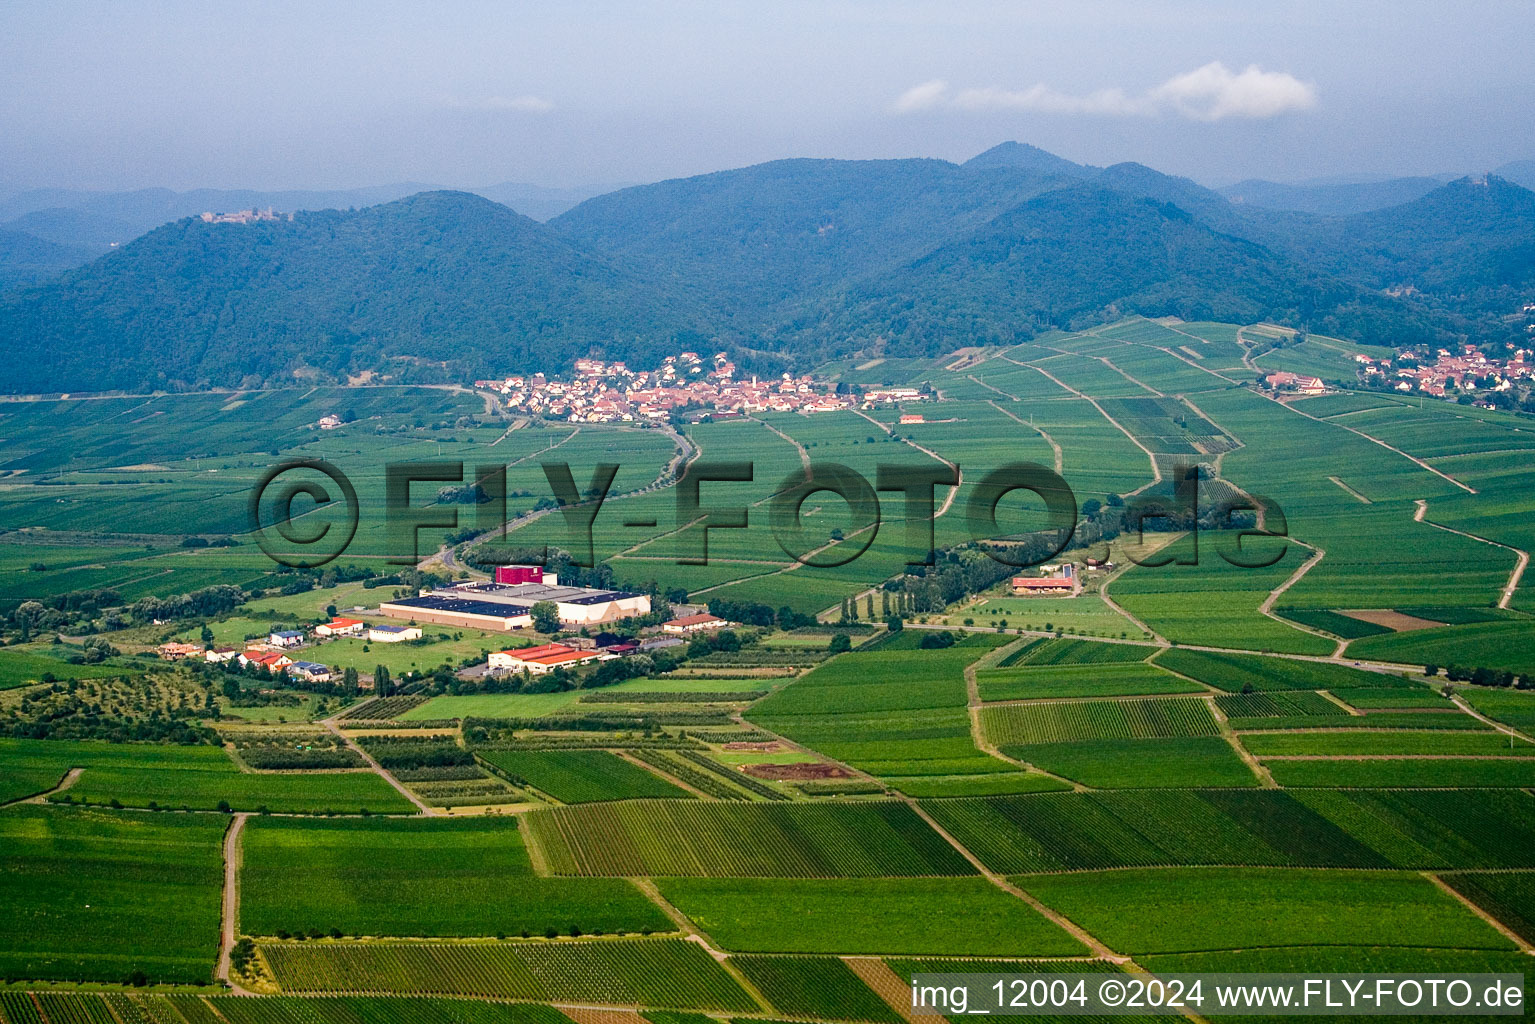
1495,160,1535,191
550,157,1072,323
0,184,442,248
767,185,1395,355
962,141,1099,179
0,181,627,272
0,228,99,291
0,191,703,393
1,143,1528,393
1220,176,1445,216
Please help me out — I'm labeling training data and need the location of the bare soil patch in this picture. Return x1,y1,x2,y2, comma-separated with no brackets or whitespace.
1339,608,1446,632
743,761,850,780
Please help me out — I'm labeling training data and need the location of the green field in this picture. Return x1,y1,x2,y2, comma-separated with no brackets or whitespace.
6,992,579,1024
1153,648,1414,692
1441,873,1535,944
886,773,1071,798
525,799,975,877
749,635,1021,777
1266,758,1535,788
260,937,757,1009
241,815,670,938
476,749,692,803
12,327,1535,995
731,955,900,1023
0,805,225,984
1018,868,1514,954
657,877,1085,956
1242,731,1535,756
0,737,409,814
981,697,1218,745
975,662,1201,701
921,790,1386,873
0,646,134,689
1006,736,1260,789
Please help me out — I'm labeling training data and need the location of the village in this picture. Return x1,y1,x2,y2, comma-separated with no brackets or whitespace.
1360,343,1535,402
471,350,928,424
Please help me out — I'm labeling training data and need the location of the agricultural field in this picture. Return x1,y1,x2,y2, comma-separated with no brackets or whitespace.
920,789,1389,873
525,799,975,877
476,750,692,803
748,634,1032,777
1440,873,1535,944
0,737,405,814
1153,647,1421,692
1005,736,1261,788
980,696,1219,745
975,663,1202,701
1265,758,1535,788
240,815,669,938
730,955,901,1023
12,322,1535,1001
939,593,1144,638
260,937,757,1009
0,805,225,984
1017,868,1514,955
656,877,1084,956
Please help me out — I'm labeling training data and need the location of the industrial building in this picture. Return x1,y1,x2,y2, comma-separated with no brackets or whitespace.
378,575,651,632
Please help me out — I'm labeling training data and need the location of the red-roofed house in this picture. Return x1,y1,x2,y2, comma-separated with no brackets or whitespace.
314,617,365,637
487,643,607,675
239,650,293,670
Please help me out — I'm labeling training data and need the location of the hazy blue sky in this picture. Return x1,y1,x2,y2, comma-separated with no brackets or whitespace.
2,1,1529,193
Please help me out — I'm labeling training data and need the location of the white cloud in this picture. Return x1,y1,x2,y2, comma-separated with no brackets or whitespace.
893,79,949,113
895,62,1315,122
478,94,555,114
443,94,555,114
1150,63,1317,121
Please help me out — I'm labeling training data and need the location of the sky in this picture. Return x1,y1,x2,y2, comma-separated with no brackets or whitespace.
1,1,1530,195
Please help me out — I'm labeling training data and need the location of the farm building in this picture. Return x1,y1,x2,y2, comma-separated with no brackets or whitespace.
239,650,292,670
1265,371,1326,395
1010,576,1079,597
379,578,649,630
268,629,305,648
488,643,608,675
156,641,203,661
314,617,364,637
662,613,729,634
368,624,423,643
288,661,332,683
898,414,925,424
204,646,239,663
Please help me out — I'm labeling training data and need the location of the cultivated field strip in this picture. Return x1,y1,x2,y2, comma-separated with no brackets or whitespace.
731,955,903,1023
259,938,756,1010
920,788,1535,873
979,697,1218,746
0,992,585,1024
1213,691,1348,718
476,750,692,804
997,638,1152,667
524,800,975,877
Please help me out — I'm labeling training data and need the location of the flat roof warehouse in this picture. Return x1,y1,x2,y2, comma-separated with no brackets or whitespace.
378,579,651,631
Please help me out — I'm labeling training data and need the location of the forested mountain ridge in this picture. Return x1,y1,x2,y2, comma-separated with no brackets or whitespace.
763,185,1411,355
0,145,1532,393
0,191,705,393
547,158,1076,324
